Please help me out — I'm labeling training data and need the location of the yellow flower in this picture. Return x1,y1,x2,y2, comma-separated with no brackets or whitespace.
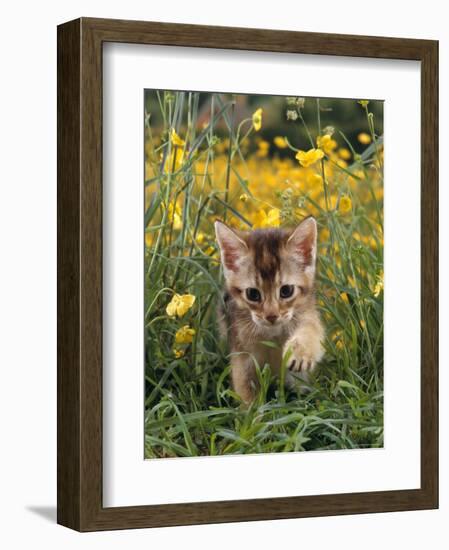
338,148,351,160
373,272,384,298
162,148,185,173
368,236,379,250
252,108,263,131
173,348,185,358
339,195,352,214
195,231,206,244
239,193,249,202
266,208,280,226
320,227,330,242
257,140,270,157
274,136,288,149
175,325,196,345
316,134,337,155
295,148,324,168
251,210,266,228
326,268,335,282
252,208,280,228
170,128,185,147
332,329,345,351
167,202,182,230
347,275,356,288
145,231,153,248
358,100,369,107
340,292,349,304
358,132,371,145
307,172,323,187
166,294,196,318
359,319,366,329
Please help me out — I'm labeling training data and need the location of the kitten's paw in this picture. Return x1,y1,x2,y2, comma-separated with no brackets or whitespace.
283,335,323,373
287,346,316,372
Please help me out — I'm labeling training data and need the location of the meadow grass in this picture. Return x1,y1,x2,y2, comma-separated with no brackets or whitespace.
144,91,383,458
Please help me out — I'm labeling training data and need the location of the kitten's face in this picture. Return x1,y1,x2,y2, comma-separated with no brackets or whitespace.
215,218,317,331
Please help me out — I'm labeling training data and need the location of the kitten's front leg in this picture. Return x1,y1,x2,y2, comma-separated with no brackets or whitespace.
283,311,324,380
230,354,257,406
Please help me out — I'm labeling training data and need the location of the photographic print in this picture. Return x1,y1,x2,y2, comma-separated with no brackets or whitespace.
57,18,438,530
144,90,384,459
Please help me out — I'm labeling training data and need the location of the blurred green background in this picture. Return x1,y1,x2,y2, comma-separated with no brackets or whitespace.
144,91,384,156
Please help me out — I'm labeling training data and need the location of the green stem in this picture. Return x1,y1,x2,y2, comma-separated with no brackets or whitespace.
147,100,174,277
316,98,321,135
298,109,314,148
223,99,236,221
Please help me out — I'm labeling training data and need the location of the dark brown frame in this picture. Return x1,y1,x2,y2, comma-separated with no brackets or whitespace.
57,17,439,532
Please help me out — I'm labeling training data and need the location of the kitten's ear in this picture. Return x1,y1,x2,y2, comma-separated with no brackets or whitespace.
214,221,248,272
286,217,317,271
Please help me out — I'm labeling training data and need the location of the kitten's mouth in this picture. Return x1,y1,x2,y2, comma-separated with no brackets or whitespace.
251,314,286,328
262,320,278,328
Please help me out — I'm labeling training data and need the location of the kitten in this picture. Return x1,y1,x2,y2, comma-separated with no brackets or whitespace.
215,217,324,404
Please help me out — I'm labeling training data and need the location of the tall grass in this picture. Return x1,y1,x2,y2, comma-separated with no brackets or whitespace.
144,91,383,458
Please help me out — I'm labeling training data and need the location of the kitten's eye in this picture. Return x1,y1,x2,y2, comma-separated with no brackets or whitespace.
280,285,294,299
246,288,261,302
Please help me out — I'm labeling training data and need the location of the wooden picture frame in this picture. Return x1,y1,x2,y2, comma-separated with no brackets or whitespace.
57,17,438,531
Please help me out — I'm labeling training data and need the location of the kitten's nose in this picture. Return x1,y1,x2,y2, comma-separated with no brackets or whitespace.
265,315,279,325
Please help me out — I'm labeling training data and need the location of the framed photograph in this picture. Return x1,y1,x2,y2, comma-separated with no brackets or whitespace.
57,17,438,531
